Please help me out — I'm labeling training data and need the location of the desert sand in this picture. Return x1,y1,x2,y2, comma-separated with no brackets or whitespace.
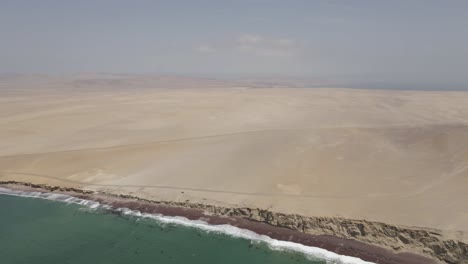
1,74,468,236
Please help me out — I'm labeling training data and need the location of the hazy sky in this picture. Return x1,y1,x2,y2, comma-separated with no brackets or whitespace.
1,0,467,89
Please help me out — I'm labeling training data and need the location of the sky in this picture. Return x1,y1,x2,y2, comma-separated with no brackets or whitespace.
1,0,468,89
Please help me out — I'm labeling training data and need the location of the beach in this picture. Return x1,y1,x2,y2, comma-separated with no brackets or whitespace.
1,75,468,263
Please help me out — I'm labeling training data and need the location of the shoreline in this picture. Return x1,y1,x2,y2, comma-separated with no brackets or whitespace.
3,181,464,264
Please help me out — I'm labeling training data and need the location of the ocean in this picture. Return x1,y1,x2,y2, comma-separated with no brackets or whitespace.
0,188,371,264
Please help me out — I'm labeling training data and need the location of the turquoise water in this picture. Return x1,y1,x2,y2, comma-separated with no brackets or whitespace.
0,194,326,264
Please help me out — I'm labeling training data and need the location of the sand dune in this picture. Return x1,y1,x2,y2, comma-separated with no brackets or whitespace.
1,75,467,233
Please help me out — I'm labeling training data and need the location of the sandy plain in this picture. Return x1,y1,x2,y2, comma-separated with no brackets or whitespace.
1,74,467,237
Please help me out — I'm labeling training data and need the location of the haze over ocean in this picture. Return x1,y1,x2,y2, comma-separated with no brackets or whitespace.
1,0,467,90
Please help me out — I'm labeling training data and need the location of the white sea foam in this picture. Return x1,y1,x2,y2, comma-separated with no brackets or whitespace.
0,187,374,264
0,187,112,210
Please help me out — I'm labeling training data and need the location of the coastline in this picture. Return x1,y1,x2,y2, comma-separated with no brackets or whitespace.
2,181,465,264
